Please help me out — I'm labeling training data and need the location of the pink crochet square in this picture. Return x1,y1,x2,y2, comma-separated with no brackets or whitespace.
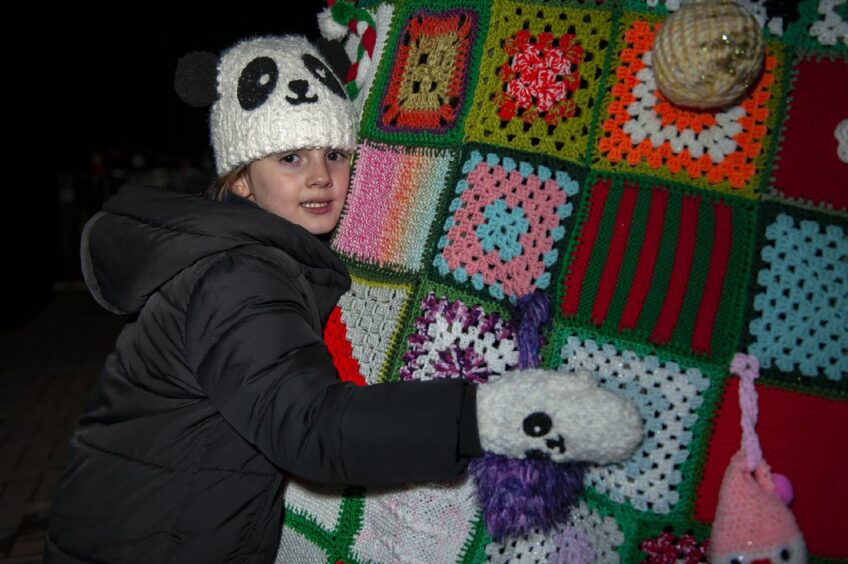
333,142,454,271
434,151,577,301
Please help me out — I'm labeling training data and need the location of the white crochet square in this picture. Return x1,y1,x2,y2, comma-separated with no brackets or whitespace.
351,475,479,564
275,524,329,564
484,500,624,564
559,336,710,514
566,501,625,564
338,278,410,384
283,479,346,531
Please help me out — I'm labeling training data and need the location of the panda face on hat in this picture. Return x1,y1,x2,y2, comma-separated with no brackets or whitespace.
209,36,357,175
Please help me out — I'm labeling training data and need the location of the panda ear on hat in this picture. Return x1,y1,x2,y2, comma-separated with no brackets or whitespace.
174,51,220,108
313,37,351,94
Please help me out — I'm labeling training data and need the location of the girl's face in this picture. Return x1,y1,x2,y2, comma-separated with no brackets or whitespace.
232,148,350,235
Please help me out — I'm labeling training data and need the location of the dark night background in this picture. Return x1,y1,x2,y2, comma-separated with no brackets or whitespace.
1,4,328,330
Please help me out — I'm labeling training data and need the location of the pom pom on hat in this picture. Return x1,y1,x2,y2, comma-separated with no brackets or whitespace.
318,6,350,41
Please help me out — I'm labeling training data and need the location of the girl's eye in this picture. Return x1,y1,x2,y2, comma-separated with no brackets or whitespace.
327,150,349,162
279,153,300,164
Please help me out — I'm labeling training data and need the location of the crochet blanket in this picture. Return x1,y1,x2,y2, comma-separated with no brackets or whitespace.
276,1,848,562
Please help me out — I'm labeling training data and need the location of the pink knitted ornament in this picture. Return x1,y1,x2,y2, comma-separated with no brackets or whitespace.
709,354,806,564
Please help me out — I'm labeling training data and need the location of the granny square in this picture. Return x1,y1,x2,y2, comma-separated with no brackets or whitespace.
746,206,848,383
336,277,413,385
559,334,712,516
361,2,485,144
770,56,848,211
559,173,755,360
483,500,626,563
789,0,848,53
595,15,785,197
433,148,583,302
398,289,519,383
333,142,455,272
465,0,613,163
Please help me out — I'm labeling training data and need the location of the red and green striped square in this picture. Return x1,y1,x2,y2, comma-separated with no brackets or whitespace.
558,173,755,361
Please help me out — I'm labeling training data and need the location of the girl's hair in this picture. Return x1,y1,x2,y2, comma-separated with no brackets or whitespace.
205,163,249,201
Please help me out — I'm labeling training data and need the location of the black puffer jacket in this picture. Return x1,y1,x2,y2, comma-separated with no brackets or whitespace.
46,185,479,564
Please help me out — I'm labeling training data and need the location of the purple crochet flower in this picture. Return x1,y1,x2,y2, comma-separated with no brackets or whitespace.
400,293,518,383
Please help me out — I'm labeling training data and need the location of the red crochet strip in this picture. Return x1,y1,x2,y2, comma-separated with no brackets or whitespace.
591,181,638,326
691,200,732,355
650,194,699,345
619,186,668,331
561,178,611,316
323,306,366,387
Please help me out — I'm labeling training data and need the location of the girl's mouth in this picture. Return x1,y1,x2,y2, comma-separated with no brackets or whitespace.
301,200,333,213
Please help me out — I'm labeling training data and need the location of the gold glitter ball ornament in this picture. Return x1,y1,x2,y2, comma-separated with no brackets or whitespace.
652,1,765,109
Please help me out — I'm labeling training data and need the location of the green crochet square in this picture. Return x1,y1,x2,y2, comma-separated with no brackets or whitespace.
358,0,490,146
463,0,614,165
549,324,724,524
556,171,757,364
280,484,366,563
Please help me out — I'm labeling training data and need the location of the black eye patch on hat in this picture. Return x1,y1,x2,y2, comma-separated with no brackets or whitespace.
302,54,346,99
238,57,279,111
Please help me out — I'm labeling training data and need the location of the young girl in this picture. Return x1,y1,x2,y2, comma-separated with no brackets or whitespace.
46,35,643,563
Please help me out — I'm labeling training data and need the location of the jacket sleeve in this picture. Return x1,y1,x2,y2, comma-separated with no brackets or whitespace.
185,249,479,486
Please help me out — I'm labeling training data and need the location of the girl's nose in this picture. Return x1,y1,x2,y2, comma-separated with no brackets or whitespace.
307,156,332,188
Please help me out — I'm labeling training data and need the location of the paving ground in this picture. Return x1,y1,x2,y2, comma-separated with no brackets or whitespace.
0,288,125,563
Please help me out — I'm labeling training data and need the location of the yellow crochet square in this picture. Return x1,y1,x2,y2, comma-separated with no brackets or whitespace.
464,0,613,165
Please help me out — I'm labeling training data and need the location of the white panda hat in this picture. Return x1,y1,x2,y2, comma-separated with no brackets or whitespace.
175,35,357,175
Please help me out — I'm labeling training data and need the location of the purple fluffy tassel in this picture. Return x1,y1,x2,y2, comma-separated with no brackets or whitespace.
515,291,550,369
471,454,586,541
473,291,586,541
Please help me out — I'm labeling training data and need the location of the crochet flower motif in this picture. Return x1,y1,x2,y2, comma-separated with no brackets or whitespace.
496,30,584,126
640,530,710,564
400,293,518,383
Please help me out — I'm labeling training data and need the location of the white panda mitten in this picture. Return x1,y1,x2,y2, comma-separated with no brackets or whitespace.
476,368,644,464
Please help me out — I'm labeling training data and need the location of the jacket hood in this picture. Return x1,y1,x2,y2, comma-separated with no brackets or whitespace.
82,184,349,315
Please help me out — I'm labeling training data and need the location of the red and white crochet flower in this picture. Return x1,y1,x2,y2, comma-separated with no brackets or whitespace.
497,30,583,125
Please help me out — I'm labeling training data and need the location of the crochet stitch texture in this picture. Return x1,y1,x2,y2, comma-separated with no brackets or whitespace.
277,1,848,562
